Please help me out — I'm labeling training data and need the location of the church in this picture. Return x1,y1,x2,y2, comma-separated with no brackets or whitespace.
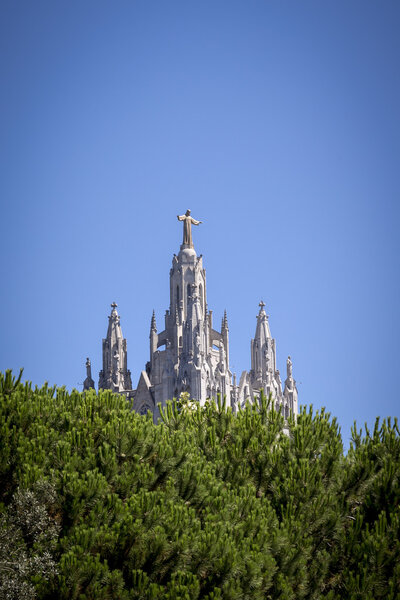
83,211,298,419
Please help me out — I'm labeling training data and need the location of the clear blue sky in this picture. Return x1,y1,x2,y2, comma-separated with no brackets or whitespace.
1,1,399,446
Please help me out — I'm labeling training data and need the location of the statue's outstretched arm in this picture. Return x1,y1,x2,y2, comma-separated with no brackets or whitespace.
177,214,185,221
191,218,202,225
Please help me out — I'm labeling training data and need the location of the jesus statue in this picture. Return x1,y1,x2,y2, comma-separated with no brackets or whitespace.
177,209,202,248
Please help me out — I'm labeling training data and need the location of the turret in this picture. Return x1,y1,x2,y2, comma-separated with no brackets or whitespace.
83,357,95,391
98,302,132,393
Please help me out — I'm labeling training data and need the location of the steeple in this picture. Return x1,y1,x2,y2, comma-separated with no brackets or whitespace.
134,212,232,411
98,302,132,393
250,301,276,392
83,357,95,390
169,212,206,324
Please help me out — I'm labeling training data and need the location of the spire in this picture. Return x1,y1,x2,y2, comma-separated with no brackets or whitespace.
108,302,122,337
98,302,132,392
250,300,273,387
220,309,229,367
150,310,157,332
150,309,158,361
255,300,271,343
83,357,95,391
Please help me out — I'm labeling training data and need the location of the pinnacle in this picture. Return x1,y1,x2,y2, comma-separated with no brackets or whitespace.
258,300,268,319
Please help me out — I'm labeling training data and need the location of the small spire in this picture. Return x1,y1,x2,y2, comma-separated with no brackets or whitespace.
150,310,157,332
222,309,228,330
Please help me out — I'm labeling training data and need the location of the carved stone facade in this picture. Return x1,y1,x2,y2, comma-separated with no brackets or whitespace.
84,213,298,418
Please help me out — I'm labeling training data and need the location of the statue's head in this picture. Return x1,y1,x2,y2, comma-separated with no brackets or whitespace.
185,209,191,216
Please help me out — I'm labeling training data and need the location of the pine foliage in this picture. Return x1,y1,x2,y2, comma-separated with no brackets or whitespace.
0,370,399,599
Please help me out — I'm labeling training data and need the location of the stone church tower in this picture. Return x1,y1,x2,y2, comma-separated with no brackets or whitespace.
84,211,298,418
133,210,233,417
96,302,132,394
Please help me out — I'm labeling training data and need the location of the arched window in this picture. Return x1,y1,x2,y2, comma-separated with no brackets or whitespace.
176,285,180,304
187,283,191,301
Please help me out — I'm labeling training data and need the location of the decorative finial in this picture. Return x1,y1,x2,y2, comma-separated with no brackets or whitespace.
259,300,266,309
150,310,157,331
111,302,118,310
